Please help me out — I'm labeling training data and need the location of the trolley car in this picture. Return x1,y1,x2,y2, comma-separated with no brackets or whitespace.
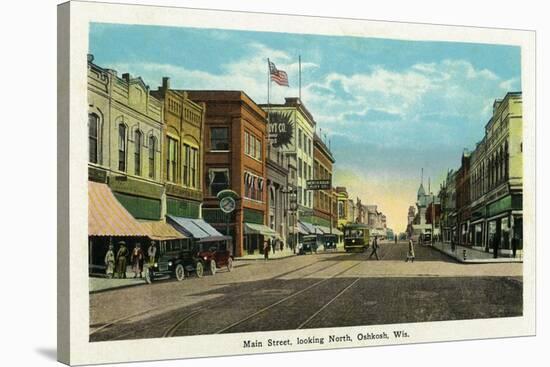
343,223,370,252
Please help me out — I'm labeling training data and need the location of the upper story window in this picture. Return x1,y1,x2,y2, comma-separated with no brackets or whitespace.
183,144,199,188
245,131,262,160
208,169,229,196
134,130,142,176
298,129,303,150
166,137,178,182
118,124,127,172
88,114,100,164
210,127,229,150
148,136,156,179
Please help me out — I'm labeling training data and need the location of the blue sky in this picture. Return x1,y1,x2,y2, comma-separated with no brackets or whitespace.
89,23,521,231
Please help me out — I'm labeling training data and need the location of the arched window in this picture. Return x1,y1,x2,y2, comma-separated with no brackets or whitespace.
134,130,142,176
118,124,127,172
88,114,100,164
148,136,156,179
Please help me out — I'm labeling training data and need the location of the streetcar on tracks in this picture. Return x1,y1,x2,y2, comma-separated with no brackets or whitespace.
343,223,370,252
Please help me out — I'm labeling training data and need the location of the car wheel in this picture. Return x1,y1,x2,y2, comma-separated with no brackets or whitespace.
227,258,233,272
175,264,185,281
145,269,153,284
195,261,204,278
209,259,217,276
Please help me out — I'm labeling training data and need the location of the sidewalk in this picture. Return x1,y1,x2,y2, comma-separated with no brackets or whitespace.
235,248,296,261
89,268,147,293
431,242,523,264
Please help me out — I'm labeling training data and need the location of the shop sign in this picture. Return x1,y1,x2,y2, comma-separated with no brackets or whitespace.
268,111,294,148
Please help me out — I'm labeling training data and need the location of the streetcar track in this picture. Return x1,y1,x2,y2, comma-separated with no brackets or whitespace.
93,253,364,340
214,260,363,334
160,256,362,338
297,278,361,329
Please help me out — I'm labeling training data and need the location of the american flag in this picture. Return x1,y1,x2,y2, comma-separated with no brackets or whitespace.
268,60,289,87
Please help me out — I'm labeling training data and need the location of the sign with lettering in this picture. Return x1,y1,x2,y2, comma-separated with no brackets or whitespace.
306,179,332,190
268,111,294,148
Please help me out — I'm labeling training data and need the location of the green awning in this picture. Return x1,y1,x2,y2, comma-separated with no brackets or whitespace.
244,223,278,237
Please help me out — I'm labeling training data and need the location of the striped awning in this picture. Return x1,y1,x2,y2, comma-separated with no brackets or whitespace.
88,181,148,237
138,220,186,241
243,223,278,237
167,216,231,243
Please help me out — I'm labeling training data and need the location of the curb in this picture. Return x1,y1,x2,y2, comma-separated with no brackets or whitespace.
90,280,147,294
430,244,523,264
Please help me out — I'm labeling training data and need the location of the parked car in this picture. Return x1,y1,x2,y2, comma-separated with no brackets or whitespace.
195,240,234,275
145,240,205,283
298,235,317,255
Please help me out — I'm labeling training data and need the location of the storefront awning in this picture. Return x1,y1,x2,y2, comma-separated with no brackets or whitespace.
298,221,317,234
315,225,343,236
167,216,230,242
138,220,186,241
88,181,149,237
244,223,278,237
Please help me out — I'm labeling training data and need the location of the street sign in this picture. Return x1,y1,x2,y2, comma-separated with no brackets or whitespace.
306,179,332,190
219,196,236,213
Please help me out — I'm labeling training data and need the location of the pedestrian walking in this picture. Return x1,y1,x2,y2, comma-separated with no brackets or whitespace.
492,236,499,259
104,244,115,278
272,237,276,254
263,239,270,261
131,243,144,278
116,241,129,279
394,236,398,245
279,239,284,252
147,241,157,267
369,236,380,260
406,238,415,262
512,237,518,258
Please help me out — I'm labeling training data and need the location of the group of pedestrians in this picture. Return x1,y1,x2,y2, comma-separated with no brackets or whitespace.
104,241,158,279
262,237,285,260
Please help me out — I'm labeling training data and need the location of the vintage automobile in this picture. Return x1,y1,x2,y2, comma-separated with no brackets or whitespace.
145,240,205,283
195,240,234,275
298,235,317,255
323,234,338,251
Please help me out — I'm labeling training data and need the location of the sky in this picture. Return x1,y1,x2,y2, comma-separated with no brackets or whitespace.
89,23,521,232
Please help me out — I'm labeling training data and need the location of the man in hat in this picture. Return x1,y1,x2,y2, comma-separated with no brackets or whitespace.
104,244,116,278
116,241,129,278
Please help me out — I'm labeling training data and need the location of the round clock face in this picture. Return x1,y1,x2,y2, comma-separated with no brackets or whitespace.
220,196,236,213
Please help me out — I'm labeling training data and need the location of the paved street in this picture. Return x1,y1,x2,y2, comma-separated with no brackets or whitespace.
89,242,523,342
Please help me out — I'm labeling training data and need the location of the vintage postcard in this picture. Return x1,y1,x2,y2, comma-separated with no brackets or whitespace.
57,1,536,365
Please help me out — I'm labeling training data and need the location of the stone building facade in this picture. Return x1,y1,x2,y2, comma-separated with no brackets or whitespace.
151,78,205,219
87,55,164,221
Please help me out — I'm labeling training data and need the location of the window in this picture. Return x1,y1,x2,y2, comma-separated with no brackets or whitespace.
148,136,156,179
208,169,229,196
134,130,142,176
88,114,99,164
255,137,262,160
298,158,302,178
245,132,250,155
190,148,197,188
250,136,255,158
298,129,302,149
210,127,229,150
118,124,126,172
183,144,190,186
166,137,178,182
